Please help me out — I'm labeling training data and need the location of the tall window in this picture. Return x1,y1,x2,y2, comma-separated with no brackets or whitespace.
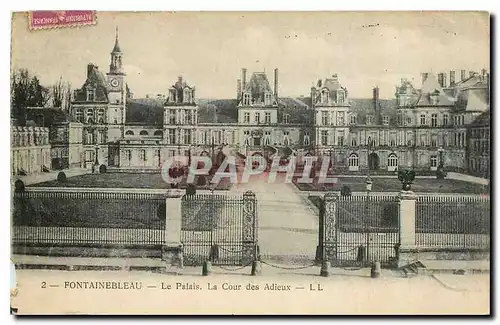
264,131,271,146
140,150,147,161
337,112,345,126
255,112,261,124
321,111,328,125
350,115,357,125
244,112,250,123
265,112,271,124
321,90,329,103
184,129,191,144
431,134,437,147
337,131,345,146
86,109,94,124
283,114,290,124
420,114,426,125
443,114,449,126
243,93,251,105
337,91,345,104
321,130,328,146
431,114,438,127
264,92,272,105
186,110,192,124
169,110,176,124
351,137,357,146
420,135,426,147
75,109,83,122
303,131,310,146
283,131,290,146
169,129,176,144
86,88,95,101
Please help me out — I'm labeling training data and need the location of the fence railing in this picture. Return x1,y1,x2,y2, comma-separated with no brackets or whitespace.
12,190,166,246
180,191,257,266
415,195,490,248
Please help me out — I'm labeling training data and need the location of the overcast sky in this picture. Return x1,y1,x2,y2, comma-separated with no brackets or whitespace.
11,11,489,99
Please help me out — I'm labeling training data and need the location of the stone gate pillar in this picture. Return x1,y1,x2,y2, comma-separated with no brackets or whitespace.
323,192,339,264
241,191,258,265
162,189,184,271
397,190,417,267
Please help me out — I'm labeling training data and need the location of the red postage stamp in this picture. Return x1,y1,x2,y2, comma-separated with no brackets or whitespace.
28,11,96,30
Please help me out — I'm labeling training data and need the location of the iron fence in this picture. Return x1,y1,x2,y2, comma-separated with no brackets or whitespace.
415,195,490,248
334,194,400,265
12,190,166,246
180,191,257,266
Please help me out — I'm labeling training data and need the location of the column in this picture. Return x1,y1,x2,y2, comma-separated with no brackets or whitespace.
162,189,184,270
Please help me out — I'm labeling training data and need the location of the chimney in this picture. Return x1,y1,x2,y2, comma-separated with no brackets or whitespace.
449,71,456,86
442,73,447,88
237,79,242,100
437,73,444,88
242,68,247,89
461,69,466,81
421,73,429,85
274,68,279,99
373,86,380,124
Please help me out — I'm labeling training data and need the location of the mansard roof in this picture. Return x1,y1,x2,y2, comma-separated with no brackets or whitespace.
125,98,163,125
73,64,108,103
414,74,454,106
198,99,239,123
469,111,490,127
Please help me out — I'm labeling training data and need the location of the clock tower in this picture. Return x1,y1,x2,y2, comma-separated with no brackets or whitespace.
106,27,126,142
107,27,126,105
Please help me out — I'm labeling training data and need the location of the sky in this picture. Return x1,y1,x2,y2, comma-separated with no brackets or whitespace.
11,11,490,100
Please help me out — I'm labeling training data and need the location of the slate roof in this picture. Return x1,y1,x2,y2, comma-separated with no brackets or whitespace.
470,111,490,127
198,99,239,123
239,72,278,106
73,64,109,102
456,87,490,112
125,98,164,125
25,107,80,127
414,74,455,106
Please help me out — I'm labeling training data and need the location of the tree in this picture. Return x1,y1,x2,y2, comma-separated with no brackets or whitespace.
52,76,72,111
11,69,51,125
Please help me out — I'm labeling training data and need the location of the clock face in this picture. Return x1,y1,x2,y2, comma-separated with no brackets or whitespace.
110,78,119,88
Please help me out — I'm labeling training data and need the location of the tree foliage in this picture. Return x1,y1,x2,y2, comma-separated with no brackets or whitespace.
11,69,50,125
52,75,72,111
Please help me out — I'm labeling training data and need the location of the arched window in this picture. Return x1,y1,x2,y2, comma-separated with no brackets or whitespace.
99,118,105,124
87,118,94,124
154,130,163,137
140,130,149,136
348,153,359,171
125,130,134,136
388,153,398,171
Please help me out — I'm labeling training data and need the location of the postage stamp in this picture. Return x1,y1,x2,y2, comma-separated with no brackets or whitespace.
28,10,96,30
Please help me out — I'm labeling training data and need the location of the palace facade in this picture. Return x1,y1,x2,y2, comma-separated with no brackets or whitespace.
47,31,489,176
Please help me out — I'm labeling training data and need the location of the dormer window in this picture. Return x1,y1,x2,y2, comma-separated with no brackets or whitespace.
87,88,95,101
337,90,345,104
321,89,329,104
350,114,357,125
383,116,389,125
366,115,373,125
243,93,251,106
283,114,290,124
430,91,440,105
264,92,272,106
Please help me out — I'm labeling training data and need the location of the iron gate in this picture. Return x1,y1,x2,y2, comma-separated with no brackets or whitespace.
321,192,399,267
180,191,258,266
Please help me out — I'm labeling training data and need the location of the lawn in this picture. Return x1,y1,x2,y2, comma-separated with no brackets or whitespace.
294,177,489,194
30,173,232,190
